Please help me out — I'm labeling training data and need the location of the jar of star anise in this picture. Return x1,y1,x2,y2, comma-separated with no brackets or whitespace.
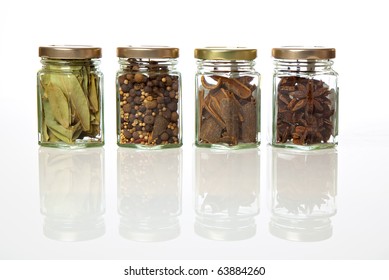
195,47,260,149
272,47,338,150
116,46,182,148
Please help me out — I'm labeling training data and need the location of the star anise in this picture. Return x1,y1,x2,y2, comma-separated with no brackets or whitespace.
276,77,335,145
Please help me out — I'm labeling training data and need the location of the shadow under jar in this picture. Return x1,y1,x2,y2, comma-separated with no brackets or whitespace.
116,46,182,149
195,47,261,149
37,46,104,148
272,47,339,150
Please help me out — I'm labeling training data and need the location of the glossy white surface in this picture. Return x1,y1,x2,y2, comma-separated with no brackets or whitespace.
1,0,389,260
1,137,389,259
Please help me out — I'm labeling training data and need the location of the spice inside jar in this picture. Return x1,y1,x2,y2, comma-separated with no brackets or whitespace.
272,47,338,150
195,47,261,149
37,45,104,148
116,47,182,148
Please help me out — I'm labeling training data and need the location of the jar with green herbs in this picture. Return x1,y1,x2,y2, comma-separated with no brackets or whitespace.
116,46,182,149
194,47,260,149
272,47,338,150
37,46,104,148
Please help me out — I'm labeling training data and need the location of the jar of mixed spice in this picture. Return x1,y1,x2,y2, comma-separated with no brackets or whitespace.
37,45,104,148
116,46,182,148
194,47,260,149
272,47,338,150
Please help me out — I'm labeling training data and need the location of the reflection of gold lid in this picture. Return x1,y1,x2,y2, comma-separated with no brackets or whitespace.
194,47,257,60
39,45,102,59
272,47,336,60
117,46,179,58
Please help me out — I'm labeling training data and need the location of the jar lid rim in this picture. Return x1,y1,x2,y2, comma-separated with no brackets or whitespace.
117,46,179,58
194,47,257,60
39,45,102,59
272,47,336,59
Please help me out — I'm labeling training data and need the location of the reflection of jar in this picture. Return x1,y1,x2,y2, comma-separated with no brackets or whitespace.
272,47,338,149
116,46,182,148
269,146,337,241
194,148,260,240
117,148,182,241
37,46,104,148
39,147,105,241
194,47,261,149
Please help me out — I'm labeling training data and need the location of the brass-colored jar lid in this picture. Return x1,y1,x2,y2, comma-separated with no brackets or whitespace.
39,45,102,59
272,47,336,60
117,46,179,58
194,47,257,60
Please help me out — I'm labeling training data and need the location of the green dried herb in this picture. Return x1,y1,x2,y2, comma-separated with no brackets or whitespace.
46,84,71,128
40,68,100,145
88,74,99,113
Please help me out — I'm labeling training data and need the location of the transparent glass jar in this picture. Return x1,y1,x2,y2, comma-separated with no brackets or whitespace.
272,47,338,150
37,46,104,148
195,47,261,149
116,46,182,149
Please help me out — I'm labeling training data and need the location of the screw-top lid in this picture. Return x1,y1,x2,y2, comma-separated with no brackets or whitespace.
272,46,336,60
117,46,179,58
194,47,257,60
39,45,102,59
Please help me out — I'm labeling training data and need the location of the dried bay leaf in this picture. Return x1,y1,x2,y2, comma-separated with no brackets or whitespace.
48,129,59,142
72,122,83,140
42,119,49,142
46,84,71,128
43,100,82,143
47,127,73,144
55,74,91,131
89,74,99,113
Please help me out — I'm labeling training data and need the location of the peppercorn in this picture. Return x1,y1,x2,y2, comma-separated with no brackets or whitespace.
117,59,180,146
160,132,169,141
134,73,144,83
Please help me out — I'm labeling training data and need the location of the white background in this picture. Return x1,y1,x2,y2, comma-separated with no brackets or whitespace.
1,0,389,277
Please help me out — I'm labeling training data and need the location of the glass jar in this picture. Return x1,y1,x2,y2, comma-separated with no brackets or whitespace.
37,45,104,148
195,47,261,149
116,46,182,149
272,47,338,150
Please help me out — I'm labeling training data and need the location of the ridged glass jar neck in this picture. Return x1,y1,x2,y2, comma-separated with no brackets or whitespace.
40,57,100,70
274,59,333,74
197,59,255,74
119,58,178,72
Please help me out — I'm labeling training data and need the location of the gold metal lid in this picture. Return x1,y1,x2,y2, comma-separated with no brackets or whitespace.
194,47,257,60
272,47,336,60
117,46,179,58
39,45,102,59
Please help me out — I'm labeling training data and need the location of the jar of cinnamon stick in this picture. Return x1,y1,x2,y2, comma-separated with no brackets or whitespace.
194,47,260,149
272,47,339,150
